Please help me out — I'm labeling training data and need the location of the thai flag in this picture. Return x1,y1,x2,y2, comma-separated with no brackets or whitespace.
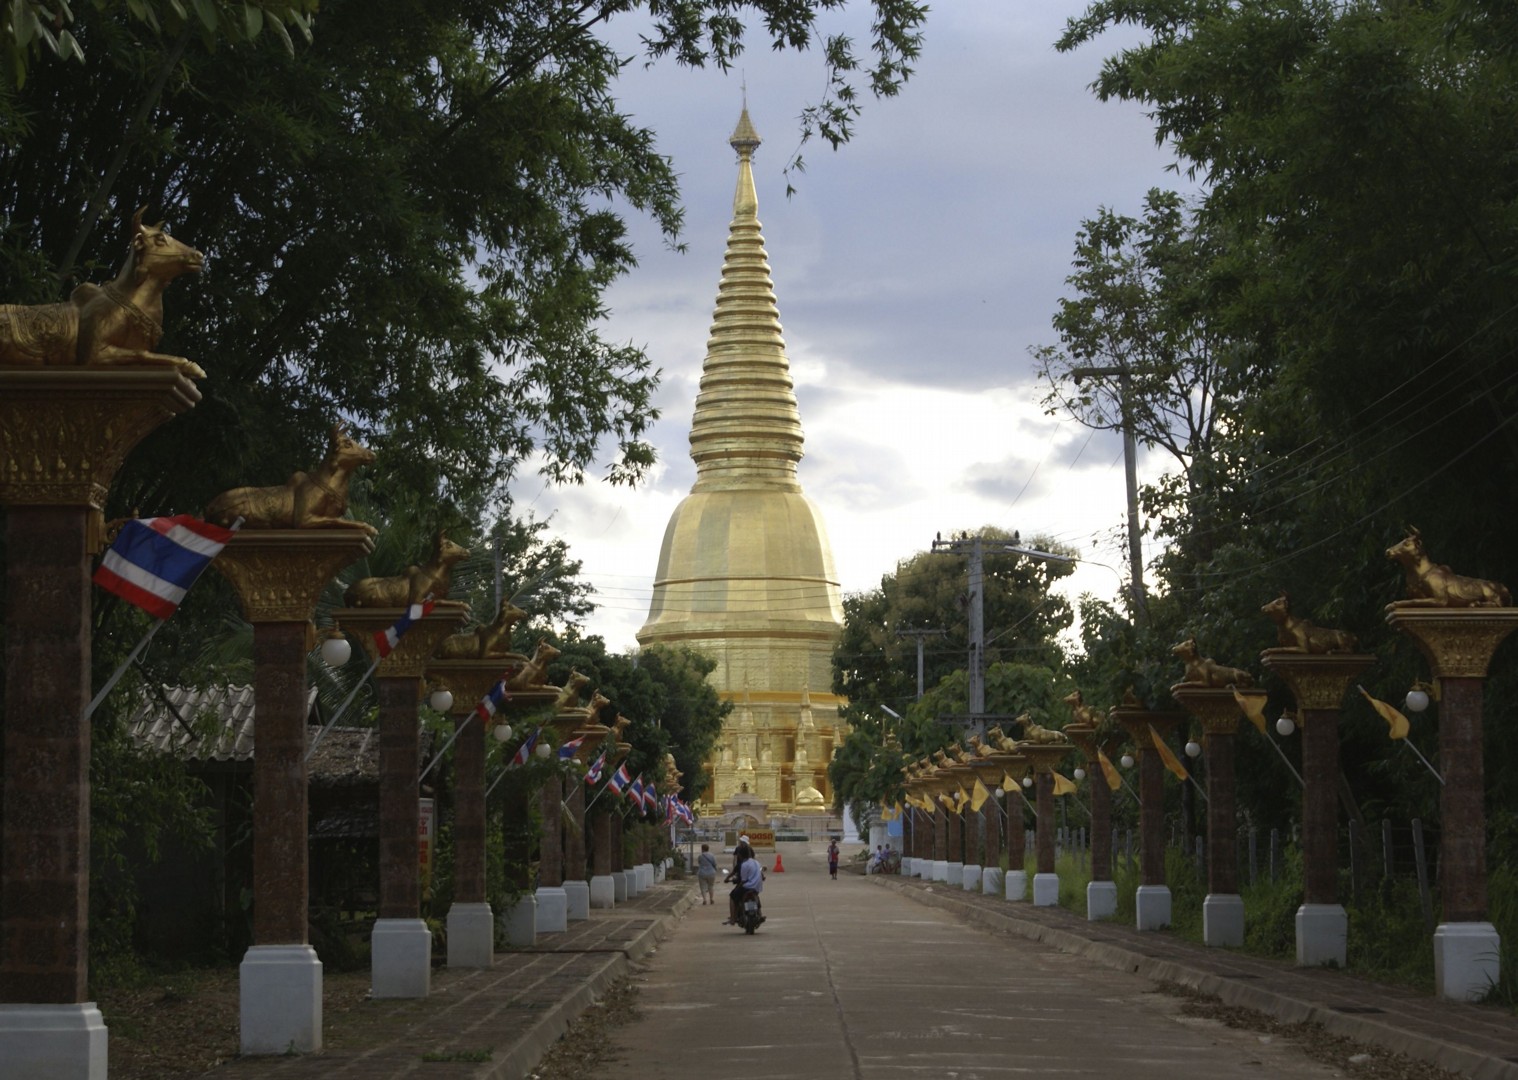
474,677,511,722
628,776,644,809
93,515,235,619
510,727,540,767
558,735,585,762
374,600,436,658
608,764,632,796
638,777,657,813
585,750,607,785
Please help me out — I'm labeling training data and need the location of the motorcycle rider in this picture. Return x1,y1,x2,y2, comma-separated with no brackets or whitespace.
724,841,765,925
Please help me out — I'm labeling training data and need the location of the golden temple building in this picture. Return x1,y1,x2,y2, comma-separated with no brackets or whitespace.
637,109,846,819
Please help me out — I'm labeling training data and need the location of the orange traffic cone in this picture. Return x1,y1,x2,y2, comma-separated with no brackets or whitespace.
773,852,785,873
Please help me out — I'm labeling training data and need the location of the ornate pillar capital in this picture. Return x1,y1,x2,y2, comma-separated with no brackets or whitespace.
1385,609,1518,679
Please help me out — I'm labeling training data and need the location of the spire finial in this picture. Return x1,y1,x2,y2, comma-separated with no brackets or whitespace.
730,105,761,157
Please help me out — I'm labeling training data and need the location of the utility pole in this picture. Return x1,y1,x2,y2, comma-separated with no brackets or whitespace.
930,532,1077,723
1071,364,1148,627
895,628,945,699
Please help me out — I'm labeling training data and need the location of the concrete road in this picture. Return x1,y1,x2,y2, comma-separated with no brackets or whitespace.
601,845,1345,1079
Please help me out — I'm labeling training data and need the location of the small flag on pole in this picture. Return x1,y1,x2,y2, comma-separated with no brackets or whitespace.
609,763,632,796
474,678,512,722
1097,749,1122,792
585,750,607,784
510,727,540,767
638,777,657,813
1149,724,1189,781
375,600,436,658
1358,686,1410,740
93,515,235,619
1052,771,1078,796
1232,687,1268,736
970,778,990,812
558,735,586,761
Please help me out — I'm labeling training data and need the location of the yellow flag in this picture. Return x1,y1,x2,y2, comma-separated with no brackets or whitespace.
1149,723,1189,781
880,803,898,821
954,786,970,813
1002,773,1017,792
1232,687,1268,736
1358,686,1410,740
1051,771,1077,796
1096,748,1122,792
970,777,990,812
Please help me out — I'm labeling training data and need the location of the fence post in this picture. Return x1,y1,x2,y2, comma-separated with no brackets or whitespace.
1411,817,1434,931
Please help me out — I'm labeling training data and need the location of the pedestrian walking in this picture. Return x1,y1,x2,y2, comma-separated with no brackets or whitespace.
827,839,839,879
696,843,718,905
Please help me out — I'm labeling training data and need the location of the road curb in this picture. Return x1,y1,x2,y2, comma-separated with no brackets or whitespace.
872,876,1518,1080
487,885,697,1079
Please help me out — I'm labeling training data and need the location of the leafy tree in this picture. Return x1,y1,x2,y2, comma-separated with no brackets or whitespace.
831,527,1075,719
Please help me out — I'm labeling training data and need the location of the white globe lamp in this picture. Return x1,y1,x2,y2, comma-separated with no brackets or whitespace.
492,723,513,743
428,688,454,714
1073,767,1087,781
1184,740,1202,759
1276,711,1297,737
1120,753,1135,769
320,630,351,668
1404,687,1430,714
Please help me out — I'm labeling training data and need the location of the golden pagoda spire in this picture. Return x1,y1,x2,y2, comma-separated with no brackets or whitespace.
688,108,804,494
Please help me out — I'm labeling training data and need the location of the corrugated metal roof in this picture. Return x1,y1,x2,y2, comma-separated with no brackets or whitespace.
128,686,437,785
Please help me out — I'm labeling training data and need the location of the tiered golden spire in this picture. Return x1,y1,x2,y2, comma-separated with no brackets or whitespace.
688,108,804,494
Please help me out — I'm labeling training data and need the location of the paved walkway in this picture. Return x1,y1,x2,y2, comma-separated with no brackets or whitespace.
199,884,695,1079
197,845,1518,1079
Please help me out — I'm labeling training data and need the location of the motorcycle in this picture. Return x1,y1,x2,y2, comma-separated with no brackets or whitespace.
736,888,764,934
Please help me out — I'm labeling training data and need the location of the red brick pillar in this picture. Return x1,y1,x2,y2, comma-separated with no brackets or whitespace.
983,800,1001,870
252,621,316,942
945,805,962,866
2,506,91,1004
539,776,564,888
376,678,422,918
1088,759,1112,883
1440,676,1486,922
611,813,625,873
453,715,486,904
1007,792,1026,870
1035,773,1056,875
564,779,587,884
592,813,613,876
933,806,946,862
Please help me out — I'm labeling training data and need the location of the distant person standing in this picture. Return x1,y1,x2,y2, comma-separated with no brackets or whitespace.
696,844,718,905
827,839,840,879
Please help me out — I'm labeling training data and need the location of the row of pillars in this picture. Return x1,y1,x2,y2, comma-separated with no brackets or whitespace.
895,622,1514,1004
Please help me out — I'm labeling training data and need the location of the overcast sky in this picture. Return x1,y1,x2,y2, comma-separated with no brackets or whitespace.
509,2,1194,654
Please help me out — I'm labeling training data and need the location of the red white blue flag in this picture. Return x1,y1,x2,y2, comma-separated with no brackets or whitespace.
636,776,656,813
628,776,644,809
608,763,632,796
558,735,586,762
510,727,540,767
375,600,436,658
585,750,607,785
474,677,512,722
93,515,235,620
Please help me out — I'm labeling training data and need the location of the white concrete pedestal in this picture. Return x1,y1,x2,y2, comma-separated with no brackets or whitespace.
962,864,982,891
1204,893,1245,947
931,860,948,882
590,874,616,909
624,868,642,896
371,918,431,999
535,886,568,932
499,894,536,947
1005,869,1028,901
946,861,963,887
0,1003,108,1079
1087,880,1118,920
637,863,654,890
654,861,666,883
1295,903,1347,967
1434,921,1501,1001
612,870,629,900
239,944,321,1054
1032,872,1060,907
564,880,590,921
446,902,495,968
1136,884,1172,931
901,856,915,876
982,867,1004,896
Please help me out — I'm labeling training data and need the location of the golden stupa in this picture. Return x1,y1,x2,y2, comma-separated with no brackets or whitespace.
637,109,846,814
